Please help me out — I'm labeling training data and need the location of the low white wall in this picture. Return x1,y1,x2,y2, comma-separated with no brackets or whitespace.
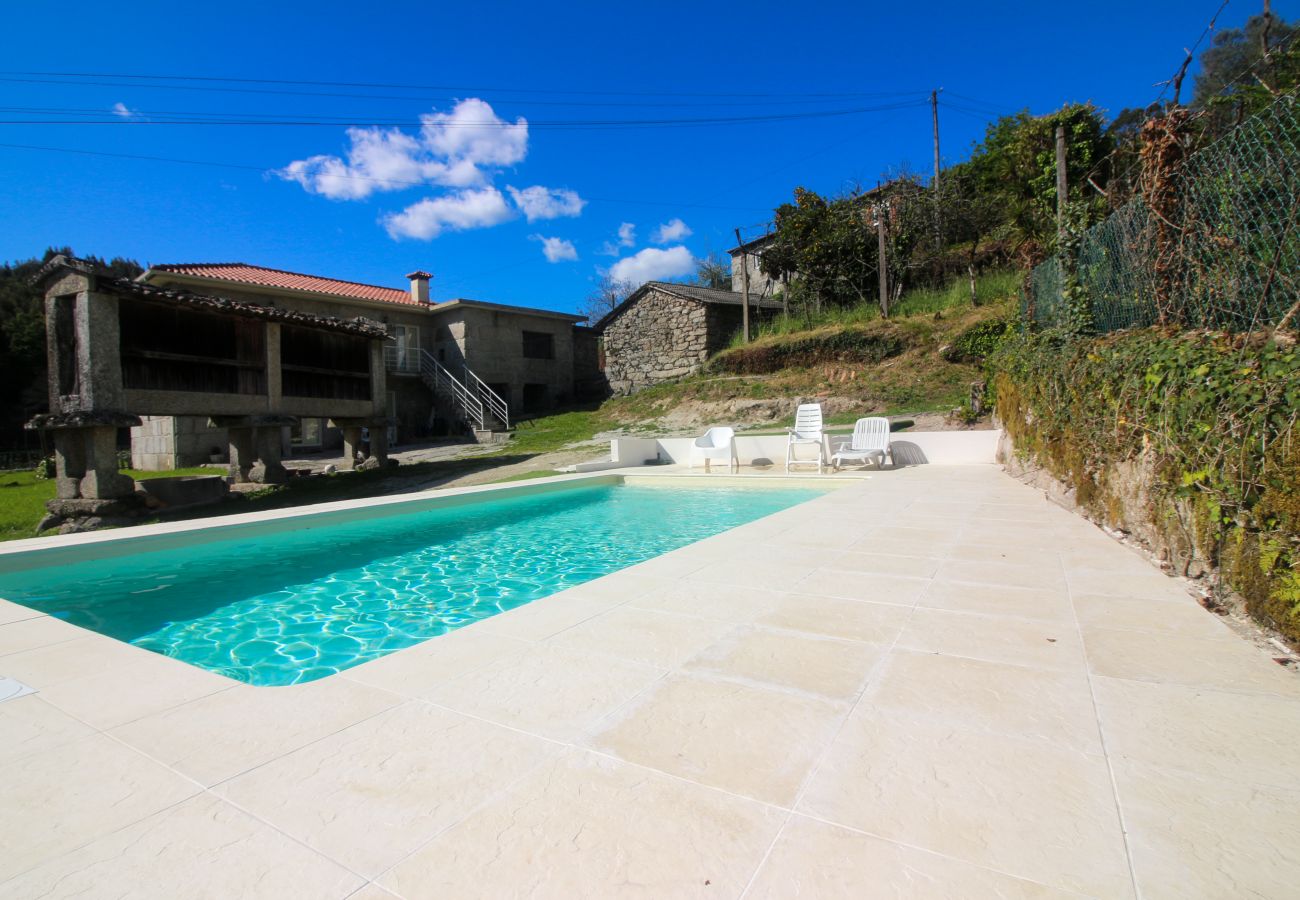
601,430,1000,469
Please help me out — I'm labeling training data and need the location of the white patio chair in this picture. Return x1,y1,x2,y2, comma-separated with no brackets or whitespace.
690,426,738,472
785,403,826,472
832,417,892,470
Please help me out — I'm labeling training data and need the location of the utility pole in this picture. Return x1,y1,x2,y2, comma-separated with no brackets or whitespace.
930,89,942,188
875,206,890,318
734,228,750,342
1055,124,1068,239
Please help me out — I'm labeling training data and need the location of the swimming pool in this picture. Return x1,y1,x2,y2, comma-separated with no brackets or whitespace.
0,478,827,685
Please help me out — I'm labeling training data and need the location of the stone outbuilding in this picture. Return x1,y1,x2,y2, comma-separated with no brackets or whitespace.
596,282,783,394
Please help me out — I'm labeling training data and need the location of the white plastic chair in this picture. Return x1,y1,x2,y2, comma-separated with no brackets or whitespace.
690,426,738,472
832,417,892,470
785,403,826,472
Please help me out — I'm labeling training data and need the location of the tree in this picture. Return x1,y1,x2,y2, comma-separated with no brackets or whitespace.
761,187,879,314
693,251,731,291
579,274,634,324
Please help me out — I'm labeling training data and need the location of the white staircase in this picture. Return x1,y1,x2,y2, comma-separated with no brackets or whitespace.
417,350,509,433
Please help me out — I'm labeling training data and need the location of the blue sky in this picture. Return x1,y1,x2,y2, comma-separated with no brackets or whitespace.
1,0,1290,315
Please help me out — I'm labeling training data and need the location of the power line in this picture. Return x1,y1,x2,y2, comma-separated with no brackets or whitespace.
0,141,770,211
0,69,930,101
0,99,929,129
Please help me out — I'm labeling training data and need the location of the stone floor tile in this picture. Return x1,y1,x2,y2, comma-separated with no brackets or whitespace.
686,556,822,590
935,559,1068,592
37,652,236,730
757,593,912,644
791,569,930,606
550,606,738,669
897,607,1087,672
870,650,1102,753
2,794,363,898
745,814,1076,899
588,672,846,806
565,572,676,603
1113,760,1300,900
1,634,150,688
944,541,1064,569
0,614,89,656
0,733,201,882
825,550,942,579
1065,565,1187,600
1072,592,1232,639
684,626,885,701
379,749,784,900
340,630,531,697
919,579,1076,623
798,709,1132,898
0,597,43,625
422,644,664,740
470,590,619,641
220,701,558,877
1082,625,1298,695
0,695,95,765
1093,677,1300,788
628,582,787,623
110,677,403,786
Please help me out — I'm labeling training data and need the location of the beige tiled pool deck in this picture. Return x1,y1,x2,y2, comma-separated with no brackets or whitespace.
3,465,1300,898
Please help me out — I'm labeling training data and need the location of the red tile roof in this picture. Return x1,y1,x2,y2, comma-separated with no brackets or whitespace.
150,263,420,306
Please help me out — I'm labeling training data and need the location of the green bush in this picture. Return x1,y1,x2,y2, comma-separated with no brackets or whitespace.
943,317,1016,363
991,328,1300,640
709,326,905,375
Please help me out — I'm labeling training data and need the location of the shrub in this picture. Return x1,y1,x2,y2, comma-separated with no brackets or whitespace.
709,326,906,375
943,317,1016,363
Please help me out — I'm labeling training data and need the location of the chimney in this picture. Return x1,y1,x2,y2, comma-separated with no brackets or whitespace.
406,270,433,304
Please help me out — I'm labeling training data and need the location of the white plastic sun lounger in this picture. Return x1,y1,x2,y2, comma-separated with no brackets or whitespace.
831,416,892,470
785,403,826,473
690,426,739,472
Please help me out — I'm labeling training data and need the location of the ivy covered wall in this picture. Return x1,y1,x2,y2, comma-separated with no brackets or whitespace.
991,328,1300,642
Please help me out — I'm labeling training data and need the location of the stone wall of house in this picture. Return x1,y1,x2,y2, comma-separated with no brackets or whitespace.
602,288,712,394
131,415,230,470
729,247,786,298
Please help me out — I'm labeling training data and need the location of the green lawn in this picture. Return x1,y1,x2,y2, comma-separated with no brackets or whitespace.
0,467,215,541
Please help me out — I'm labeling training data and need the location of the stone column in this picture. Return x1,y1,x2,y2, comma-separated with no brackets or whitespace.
51,429,87,499
227,426,255,483
251,426,289,484
78,425,135,499
340,425,364,470
367,423,389,465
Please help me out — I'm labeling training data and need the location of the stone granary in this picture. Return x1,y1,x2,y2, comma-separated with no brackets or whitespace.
27,256,393,529
596,282,783,394
135,262,596,467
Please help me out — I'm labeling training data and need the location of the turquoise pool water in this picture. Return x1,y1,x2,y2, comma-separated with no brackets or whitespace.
0,481,824,685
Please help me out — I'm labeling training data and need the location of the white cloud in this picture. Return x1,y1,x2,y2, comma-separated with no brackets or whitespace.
383,187,513,240
111,102,138,119
532,235,578,263
507,185,586,222
608,246,695,288
652,218,692,243
599,221,637,256
278,98,529,200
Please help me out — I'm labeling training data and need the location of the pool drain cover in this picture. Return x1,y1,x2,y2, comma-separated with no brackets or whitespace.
0,676,36,703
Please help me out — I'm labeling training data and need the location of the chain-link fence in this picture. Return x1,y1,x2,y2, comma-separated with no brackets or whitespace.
1026,90,1300,333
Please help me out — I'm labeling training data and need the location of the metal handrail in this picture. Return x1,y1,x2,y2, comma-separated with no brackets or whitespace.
382,345,420,374
418,350,484,430
464,367,510,430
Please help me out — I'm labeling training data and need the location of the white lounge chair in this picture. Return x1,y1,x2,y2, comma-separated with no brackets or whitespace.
690,426,738,472
785,403,826,472
832,417,892,470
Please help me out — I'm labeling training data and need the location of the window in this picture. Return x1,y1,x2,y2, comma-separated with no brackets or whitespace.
389,324,420,374
522,330,554,360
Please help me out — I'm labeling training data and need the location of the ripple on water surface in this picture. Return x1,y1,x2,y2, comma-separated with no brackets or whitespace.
0,483,823,685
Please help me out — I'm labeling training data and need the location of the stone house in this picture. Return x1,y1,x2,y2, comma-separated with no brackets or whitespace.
134,262,593,467
597,282,782,394
729,234,788,299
